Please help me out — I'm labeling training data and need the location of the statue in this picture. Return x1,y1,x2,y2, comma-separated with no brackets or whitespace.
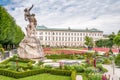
17,5,44,60
24,5,37,37
24,5,33,21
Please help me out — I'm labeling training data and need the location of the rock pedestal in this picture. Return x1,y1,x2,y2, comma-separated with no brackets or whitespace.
17,36,44,59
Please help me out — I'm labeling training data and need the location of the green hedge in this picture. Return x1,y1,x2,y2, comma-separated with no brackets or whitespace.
44,69,71,76
0,69,75,79
10,57,35,63
46,54,74,59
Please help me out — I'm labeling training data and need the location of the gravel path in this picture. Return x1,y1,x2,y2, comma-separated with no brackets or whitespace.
103,64,120,80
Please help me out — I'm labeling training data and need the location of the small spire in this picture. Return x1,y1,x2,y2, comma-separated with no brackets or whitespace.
68,27,71,30
86,28,88,30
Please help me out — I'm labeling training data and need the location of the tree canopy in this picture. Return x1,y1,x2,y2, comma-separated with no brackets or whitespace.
0,6,24,49
84,36,94,48
113,31,120,47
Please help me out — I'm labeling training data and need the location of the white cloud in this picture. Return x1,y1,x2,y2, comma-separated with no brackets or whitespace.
3,0,120,34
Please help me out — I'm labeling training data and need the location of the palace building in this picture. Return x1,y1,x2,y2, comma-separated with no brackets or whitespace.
36,26,103,47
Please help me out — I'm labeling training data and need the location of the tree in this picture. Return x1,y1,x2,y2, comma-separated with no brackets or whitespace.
84,36,94,49
108,32,115,48
95,32,115,48
0,6,24,49
115,54,120,67
114,31,120,53
95,39,104,47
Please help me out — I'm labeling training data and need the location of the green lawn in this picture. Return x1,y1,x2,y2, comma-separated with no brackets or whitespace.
0,73,71,80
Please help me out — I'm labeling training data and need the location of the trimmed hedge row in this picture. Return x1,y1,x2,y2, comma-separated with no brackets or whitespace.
46,54,74,59
0,69,76,79
44,69,71,76
0,69,44,78
0,57,35,64
10,58,35,63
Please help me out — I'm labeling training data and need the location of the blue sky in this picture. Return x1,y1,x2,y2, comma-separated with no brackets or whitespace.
0,0,120,34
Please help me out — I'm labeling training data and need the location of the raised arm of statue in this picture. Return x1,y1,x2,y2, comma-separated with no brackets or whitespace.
29,5,34,11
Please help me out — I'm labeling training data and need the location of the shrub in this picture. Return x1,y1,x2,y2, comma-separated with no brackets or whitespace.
115,54,120,67
32,65,40,70
44,65,52,69
0,64,9,69
74,65,84,73
64,65,74,70
103,58,111,64
85,67,95,74
37,61,44,66
88,73,102,80
27,62,33,66
96,64,108,73
77,55,84,59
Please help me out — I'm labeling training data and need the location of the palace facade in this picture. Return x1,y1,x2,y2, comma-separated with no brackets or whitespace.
36,26,103,47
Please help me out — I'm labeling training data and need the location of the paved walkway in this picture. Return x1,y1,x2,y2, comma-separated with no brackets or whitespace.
103,64,120,80
76,75,82,80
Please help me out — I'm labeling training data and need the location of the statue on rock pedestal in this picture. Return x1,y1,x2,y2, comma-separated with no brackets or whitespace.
17,5,44,59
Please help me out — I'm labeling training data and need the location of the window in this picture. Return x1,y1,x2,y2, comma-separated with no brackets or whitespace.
48,32,50,35
56,33,58,35
77,37,79,41
80,33,82,36
59,37,61,41
74,33,76,36
39,32,43,35
59,33,61,35
68,37,70,41
68,33,70,35
95,34,96,36
65,33,67,35
45,32,47,35
71,33,73,35
62,37,64,41
40,36,43,40
52,32,55,35
45,36,47,40
56,37,58,41
53,37,54,41
65,37,67,41
71,37,73,41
